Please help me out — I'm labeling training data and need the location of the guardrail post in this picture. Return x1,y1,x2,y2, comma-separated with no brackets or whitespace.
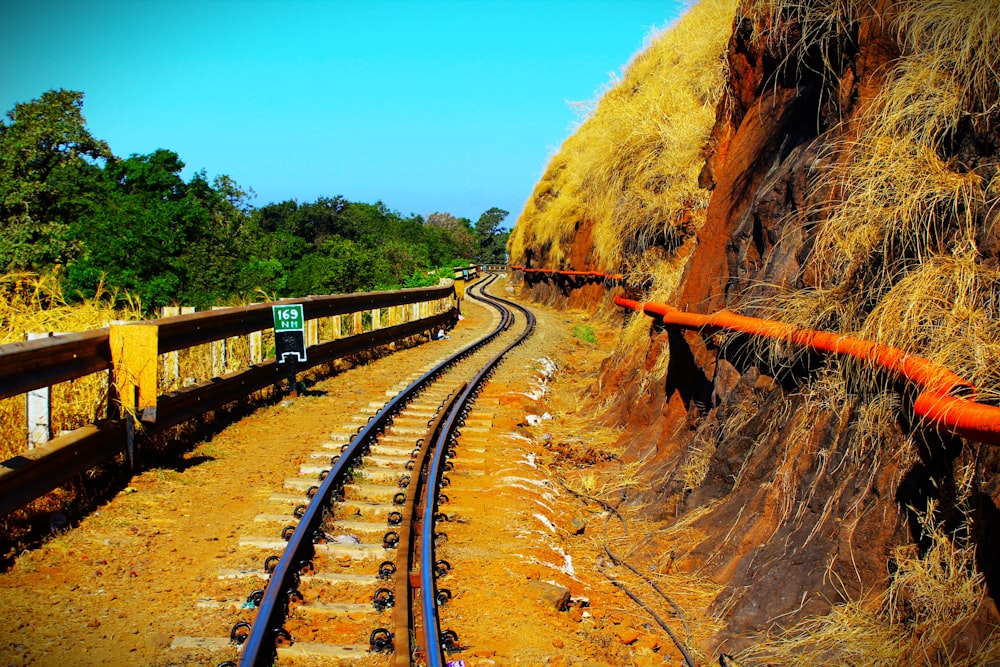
352,311,363,335
161,307,180,388
306,318,319,346
110,322,159,423
371,307,381,330
110,322,159,469
249,329,263,364
210,307,228,375
26,332,52,448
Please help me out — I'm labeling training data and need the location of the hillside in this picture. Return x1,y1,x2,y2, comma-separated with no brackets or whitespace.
509,0,1000,662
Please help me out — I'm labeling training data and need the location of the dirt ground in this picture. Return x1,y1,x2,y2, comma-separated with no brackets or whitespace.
0,278,714,667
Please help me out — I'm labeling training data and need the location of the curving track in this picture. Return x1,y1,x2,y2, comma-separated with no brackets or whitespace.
177,273,535,666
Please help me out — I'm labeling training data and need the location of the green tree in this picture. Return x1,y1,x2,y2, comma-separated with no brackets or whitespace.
0,89,112,271
176,174,255,306
474,207,509,263
65,150,210,308
426,211,476,260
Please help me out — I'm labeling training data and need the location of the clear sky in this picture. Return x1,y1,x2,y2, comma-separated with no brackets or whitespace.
1,1,688,225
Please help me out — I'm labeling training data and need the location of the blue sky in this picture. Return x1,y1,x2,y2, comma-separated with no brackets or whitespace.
1,1,688,225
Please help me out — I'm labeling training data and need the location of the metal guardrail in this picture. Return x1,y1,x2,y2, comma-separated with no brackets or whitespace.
479,263,508,272
0,285,458,516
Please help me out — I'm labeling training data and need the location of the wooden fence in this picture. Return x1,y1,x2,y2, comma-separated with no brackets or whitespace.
0,284,458,516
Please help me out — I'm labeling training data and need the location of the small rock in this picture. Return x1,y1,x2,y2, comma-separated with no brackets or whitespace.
87,619,101,628
473,649,496,658
570,518,586,535
552,638,565,649
525,580,571,611
615,628,639,645
144,629,170,650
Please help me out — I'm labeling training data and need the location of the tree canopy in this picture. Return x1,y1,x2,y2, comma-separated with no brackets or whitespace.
0,90,510,310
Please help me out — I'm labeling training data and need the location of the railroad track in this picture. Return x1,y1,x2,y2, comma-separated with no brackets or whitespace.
173,273,535,666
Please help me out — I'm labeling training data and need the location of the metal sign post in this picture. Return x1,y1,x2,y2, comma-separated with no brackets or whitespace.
272,304,307,397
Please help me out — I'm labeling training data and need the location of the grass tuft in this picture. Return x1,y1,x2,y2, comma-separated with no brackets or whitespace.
508,0,738,274
0,273,143,461
736,502,996,666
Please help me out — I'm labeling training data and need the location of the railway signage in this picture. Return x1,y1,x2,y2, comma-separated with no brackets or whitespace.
271,304,307,363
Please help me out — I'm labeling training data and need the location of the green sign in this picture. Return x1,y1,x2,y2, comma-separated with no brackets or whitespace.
272,304,304,332
272,304,306,364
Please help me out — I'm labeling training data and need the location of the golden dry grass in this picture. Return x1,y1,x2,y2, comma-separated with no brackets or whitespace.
0,274,143,461
510,0,999,657
507,0,738,274
723,0,1000,660
750,0,1000,401
735,502,998,666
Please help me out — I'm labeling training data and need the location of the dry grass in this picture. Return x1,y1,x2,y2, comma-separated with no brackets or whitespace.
0,274,143,461
715,3,1000,659
735,502,997,666
507,0,738,274
512,0,999,656
744,0,1000,415
738,0,864,109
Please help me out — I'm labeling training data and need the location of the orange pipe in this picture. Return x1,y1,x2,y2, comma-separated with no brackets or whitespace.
614,295,1000,445
512,265,1000,443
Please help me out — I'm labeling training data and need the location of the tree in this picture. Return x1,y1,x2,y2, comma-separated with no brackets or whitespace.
176,173,255,306
65,150,210,307
0,89,112,271
474,207,510,263
426,211,477,260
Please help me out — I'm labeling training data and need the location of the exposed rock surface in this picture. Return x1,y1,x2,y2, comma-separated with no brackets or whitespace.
513,0,1000,657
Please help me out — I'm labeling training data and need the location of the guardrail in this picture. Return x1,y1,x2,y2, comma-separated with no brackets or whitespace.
480,263,508,272
511,266,1000,446
0,284,458,516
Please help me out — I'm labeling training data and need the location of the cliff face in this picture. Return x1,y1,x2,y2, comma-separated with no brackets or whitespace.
511,0,1000,659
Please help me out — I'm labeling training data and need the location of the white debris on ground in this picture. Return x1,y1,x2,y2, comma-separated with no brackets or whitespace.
533,513,557,533
513,356,558,401
518,547,578,579
524,412,553,426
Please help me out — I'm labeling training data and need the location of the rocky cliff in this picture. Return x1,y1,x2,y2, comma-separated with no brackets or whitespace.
510,0,1000,661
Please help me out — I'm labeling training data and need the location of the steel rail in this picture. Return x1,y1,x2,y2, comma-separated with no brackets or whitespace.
419,276,537,666
387,385,466,667
238,274,511,667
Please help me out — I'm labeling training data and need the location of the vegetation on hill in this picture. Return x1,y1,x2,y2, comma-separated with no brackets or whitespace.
507,0,738,286
0,89,509,312
509,0,1000,663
